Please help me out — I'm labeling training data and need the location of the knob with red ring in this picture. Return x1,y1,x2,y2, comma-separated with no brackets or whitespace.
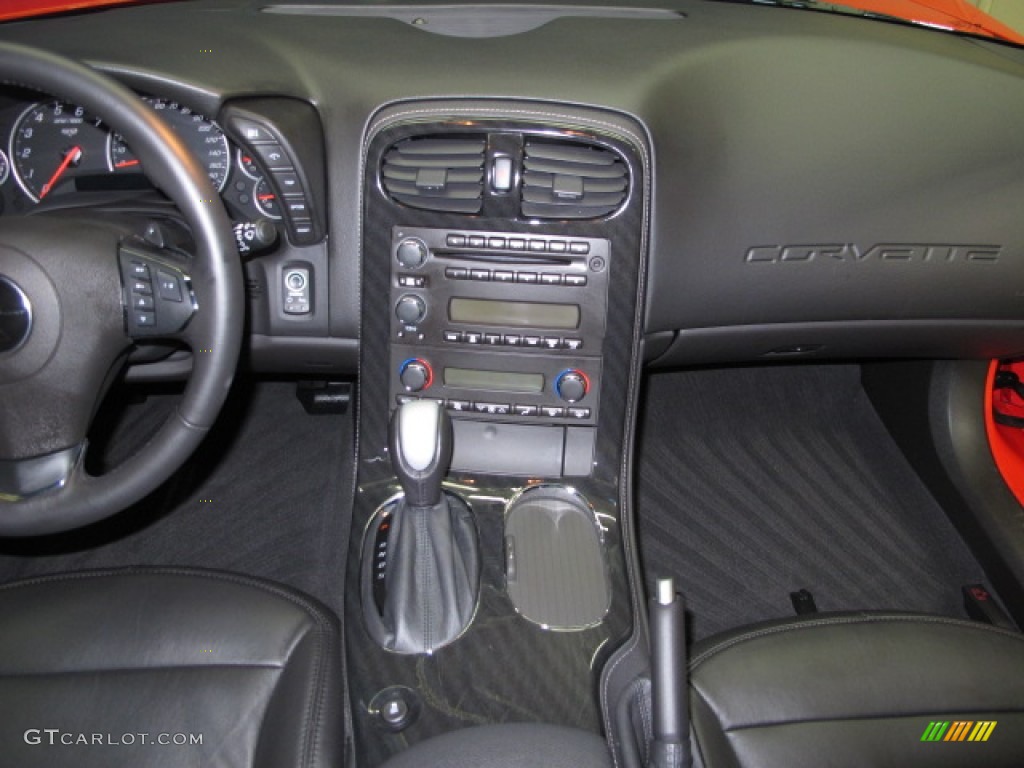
399,358,433,392
555,369,590,403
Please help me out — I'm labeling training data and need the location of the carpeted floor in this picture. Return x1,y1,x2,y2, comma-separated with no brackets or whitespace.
634,364,990,640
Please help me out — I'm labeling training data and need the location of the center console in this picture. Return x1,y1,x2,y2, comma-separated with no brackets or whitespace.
347,100,650,767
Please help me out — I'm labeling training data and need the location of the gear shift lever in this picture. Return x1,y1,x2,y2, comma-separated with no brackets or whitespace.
389,399,453,508
362,400,479,654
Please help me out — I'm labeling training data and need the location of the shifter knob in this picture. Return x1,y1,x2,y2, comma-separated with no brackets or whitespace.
389,400,453,508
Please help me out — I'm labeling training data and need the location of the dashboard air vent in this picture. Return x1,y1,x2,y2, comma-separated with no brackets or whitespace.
381,136,485,214
521,140,628,219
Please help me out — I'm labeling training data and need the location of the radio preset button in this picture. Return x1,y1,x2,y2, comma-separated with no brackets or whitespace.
540,273,562,286
523,336,542,347
443,330,462,343
514,405,539,417
445,267,468,280
529,239,546,251
503,334,522,346
549,240,568,253
509,238,526,250
488,237,506,249
564,274,588,287
483,333,502,345
446,234,467,247
470,269,491,281
468,236,486,248
465,332,483,344
564,338,584,351
569,241,590,255
493,270,514,283
543,336,561,349
516,272,538,284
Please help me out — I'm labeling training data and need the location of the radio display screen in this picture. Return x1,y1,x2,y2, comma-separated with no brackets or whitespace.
448,298,579,330
444,367,545,394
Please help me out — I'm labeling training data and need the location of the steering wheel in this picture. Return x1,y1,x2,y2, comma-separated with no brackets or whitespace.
0,43,243,536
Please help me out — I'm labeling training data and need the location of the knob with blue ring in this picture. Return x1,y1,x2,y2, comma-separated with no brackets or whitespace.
555,369,589,403
399,358,433,392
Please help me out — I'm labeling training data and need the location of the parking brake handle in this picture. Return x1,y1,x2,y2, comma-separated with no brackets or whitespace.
649,578,692,768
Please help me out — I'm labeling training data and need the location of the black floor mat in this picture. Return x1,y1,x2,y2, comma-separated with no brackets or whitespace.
0,380,355,618
635,364,989,640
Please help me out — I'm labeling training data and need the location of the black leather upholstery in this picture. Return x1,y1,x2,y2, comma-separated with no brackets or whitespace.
0,567,344,768
378,723,613,768
689,612,1024,768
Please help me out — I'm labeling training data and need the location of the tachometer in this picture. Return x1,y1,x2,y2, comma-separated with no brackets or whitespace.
10,101,110,202
108,97,230,192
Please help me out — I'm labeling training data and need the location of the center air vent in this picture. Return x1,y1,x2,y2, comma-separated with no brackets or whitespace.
521,140,628,219
381,136,485,214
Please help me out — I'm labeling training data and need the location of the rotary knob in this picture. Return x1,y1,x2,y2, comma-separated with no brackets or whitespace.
396,238,428,269
395,294,426,325
555,369,589,403
399,358,433,392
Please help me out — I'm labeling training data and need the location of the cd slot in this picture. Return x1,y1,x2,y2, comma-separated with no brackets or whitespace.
438,250,572,267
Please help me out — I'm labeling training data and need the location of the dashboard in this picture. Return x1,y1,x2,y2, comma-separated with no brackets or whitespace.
2,0,1024,377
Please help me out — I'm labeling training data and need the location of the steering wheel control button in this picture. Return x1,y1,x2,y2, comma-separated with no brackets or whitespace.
119,248,196,337
156,271,183,302
0,276,32,354
282,267,311,315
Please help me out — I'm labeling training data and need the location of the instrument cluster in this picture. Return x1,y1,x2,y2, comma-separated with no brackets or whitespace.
0,93,279,222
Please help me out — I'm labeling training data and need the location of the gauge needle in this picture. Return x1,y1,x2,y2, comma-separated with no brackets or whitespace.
258,194,276,201
115,159,140,168
39,145,83,199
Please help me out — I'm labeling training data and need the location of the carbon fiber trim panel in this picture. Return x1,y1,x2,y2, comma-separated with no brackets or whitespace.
348,101,649,766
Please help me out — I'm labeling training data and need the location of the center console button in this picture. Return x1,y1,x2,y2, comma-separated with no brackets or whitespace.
483,333,502,345
541,406,566,418
569,241,590,255
445,267,468,280
468,236,486,248
543,336,561,349
470,269,491,281
564,274,588,287
465,332,483,344
508,238,526,250
443,330,462,343
396,238,429,269
514,404,539,417
395,294,426,325
493,270,514,282
516,272,538,284
447,399,472,413
488,237,506,249
564,338,584,351
540,273,562,286
523,336,542,347
529,239,546,251
548,240,567,253
446,234,467,247
503,334,522,346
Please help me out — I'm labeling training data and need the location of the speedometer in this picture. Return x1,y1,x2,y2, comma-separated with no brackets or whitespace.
10,101,110,202
108,97,230,192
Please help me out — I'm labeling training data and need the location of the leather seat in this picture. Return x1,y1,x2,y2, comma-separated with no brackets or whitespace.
689,612,1024,768
0,567,344,768
379,723,613,767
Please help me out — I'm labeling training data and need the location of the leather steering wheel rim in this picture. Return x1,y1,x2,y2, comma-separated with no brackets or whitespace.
0,43,243,536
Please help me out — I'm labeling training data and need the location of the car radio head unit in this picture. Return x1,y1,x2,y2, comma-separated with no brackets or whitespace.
388,225,610,427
